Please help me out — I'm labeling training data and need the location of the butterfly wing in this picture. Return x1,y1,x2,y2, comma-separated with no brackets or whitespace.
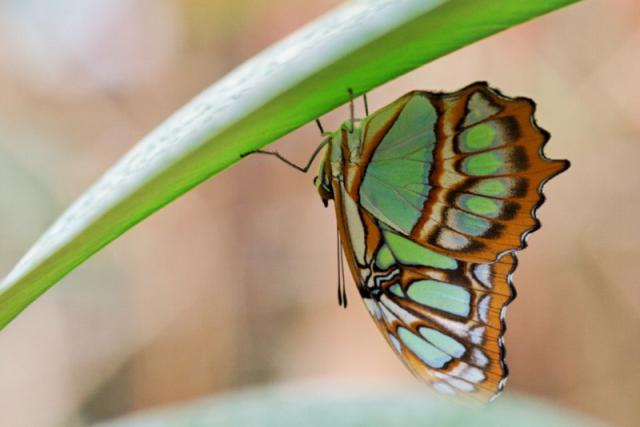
363,224,516,401
329,83,567,401
358,82,569,264
333,194,516,400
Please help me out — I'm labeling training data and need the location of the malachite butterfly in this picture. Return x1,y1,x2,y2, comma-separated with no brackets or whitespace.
314,82,568,401
250,82,568,402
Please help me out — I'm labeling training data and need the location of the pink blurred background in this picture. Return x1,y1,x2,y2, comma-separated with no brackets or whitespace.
0,1,638,426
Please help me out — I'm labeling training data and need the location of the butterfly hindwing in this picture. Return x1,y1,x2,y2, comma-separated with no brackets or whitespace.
354,210,515,400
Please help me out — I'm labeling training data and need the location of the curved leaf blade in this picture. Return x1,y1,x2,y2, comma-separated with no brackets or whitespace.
0,0,580,328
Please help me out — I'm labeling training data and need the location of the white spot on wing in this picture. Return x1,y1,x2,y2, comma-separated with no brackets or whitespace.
498,377,508,389
474,264,492,288
364,298,382,321
463,92,500,127
471,348,489,367
437,228,470,250
469,326,485,345
461,366,484,383
380,295,469,338
478,295,491,323
379,302,399,325
389,334,401,353
380,295,421,326
447,377,476,392
433,382,456,395
445,363,485,384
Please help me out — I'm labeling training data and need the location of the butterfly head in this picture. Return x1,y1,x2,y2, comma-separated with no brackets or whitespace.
314,174,333,207
314,142,333,207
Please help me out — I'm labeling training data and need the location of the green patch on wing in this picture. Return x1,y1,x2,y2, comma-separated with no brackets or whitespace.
460,123,498,152
459,195,501,217
406,279,470,316
389,283,404,297
398,326,452,369
472,178,510,197
375,244,395,269
419,327,466,358
383,230,457,270
450,210,492,236
462,151,505,176
360,95,437,233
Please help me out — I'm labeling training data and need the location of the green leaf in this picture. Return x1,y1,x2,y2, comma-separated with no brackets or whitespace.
91,383,604,427
0,0,581,328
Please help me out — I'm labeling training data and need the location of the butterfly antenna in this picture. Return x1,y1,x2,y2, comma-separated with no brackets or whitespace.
336,228,343,307
336,229,348,309
315,118,325,135
341,247,348,308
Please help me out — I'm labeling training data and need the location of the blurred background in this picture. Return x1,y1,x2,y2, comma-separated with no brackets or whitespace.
0,1,638,426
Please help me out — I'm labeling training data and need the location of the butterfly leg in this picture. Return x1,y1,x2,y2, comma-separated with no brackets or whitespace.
363,92,369,116
240,137,328,173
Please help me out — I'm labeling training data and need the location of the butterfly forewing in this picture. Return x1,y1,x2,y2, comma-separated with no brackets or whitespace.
322,82,568,401
359,82,569,264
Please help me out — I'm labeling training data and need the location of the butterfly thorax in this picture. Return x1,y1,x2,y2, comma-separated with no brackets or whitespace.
315,121,365,206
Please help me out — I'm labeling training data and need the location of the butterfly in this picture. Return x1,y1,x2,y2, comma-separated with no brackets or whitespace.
246,82,568,401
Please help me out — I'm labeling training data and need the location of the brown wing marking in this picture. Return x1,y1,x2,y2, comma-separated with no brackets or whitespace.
407,83,568,264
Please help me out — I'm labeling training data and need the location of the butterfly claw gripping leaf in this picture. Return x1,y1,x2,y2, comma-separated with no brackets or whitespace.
315,82,568,401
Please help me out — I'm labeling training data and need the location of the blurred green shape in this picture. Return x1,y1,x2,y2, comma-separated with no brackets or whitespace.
0,0,581,328
92,383,604,427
